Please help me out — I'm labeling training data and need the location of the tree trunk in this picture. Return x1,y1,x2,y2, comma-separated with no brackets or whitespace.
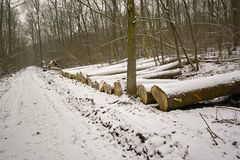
126,0,137,95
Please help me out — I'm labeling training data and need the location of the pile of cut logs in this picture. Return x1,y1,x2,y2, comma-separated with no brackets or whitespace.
61,57,240,111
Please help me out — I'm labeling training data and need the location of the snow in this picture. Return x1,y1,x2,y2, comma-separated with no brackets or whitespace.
0,67,240,160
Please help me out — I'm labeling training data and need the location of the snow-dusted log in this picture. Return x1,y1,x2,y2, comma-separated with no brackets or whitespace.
151,71,240,111
137,84,156,104
90,81,96,88
114,81,123,96
62,71,73,79
106,84,114,94
136,79,178,104
136,79,178,85
68,73,76,79
99,81,106,92
136,59,192,77
199,57,240,63
140,68,182,79
61,70,67,77
103,83,109,93
88,61,159,77
87,77,92,86
76,73,81,82
90,73,126,82
137,60,182,76
79,74,87,84
95,81,100,90
86,77,95,88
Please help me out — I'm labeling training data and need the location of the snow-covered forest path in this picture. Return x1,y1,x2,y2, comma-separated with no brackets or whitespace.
0,67,239,160
0,67,127,160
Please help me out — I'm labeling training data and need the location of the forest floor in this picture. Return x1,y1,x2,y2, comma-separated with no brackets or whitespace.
0,66,240,160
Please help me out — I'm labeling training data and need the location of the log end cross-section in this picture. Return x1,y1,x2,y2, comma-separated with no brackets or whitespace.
137,85,156,104
151,85,168,111
114,81,123,96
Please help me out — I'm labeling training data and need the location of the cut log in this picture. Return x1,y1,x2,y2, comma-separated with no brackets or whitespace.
86,77,96,88
48,66,62,71
140,68,182,79
103,83,109,93
136,79,178,85
106,84,114,94
136,80,177,104
199,57,240,63
88,60,159,77
64,72,70,78
151,71,240,111
99,81,106,92
60,56,182,78
80,75,87,84
90,81,96,88
60,70,66,77
68,73,76,79
114,81,123,96
137,84,156,104
90,73,126,82
87,77,92,86
137,60,182,76
95,81,100,90
76,73,82,82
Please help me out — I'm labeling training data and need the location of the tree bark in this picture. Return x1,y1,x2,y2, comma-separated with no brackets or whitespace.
126,0,137,95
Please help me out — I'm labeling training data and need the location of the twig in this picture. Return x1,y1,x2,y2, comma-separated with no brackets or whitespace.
199,113,226,145
206,128,218,145
215,106,240,125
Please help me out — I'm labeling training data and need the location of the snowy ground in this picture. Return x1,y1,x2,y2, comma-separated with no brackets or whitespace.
0,67,240,160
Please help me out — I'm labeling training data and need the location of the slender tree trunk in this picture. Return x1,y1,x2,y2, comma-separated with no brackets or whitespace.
36,4,43,68
127,0,136,95
7,0,11,56
160,0,182,68
111,0,119,62
156,0,164,64
0,0,4,56
182,0,199,70
140,0,148,58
